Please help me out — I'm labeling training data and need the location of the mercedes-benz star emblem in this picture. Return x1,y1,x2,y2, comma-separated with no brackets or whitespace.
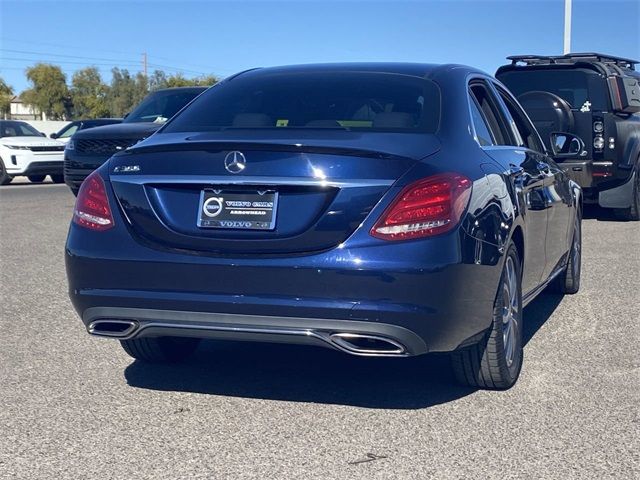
224,151,246,174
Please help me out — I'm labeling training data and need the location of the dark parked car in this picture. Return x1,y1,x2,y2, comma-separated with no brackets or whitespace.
50,118,122,143
66,63,582,390
63,87,207,194
497,53,640,220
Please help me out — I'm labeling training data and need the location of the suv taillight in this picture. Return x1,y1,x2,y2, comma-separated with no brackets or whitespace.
371,173,472,241
72,171,114,231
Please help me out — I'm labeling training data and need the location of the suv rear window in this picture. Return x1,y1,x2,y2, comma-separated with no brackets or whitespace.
163,71,440,133
497,69,608,111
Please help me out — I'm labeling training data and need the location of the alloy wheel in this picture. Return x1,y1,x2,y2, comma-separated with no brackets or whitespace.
501,256,519,368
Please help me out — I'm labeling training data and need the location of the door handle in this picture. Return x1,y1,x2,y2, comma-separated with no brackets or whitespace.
509,165,524,176
537,162,550,174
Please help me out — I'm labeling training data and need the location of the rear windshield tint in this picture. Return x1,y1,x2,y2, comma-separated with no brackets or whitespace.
498,69,608,111
163,71,440,133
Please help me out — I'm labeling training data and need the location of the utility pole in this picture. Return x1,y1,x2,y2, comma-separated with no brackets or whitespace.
563,0,572,54
142,52,148,78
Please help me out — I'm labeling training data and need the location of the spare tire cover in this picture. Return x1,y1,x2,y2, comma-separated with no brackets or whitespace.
517,91,575,150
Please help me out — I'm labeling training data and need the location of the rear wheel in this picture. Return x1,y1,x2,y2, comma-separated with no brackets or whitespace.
50,174,65,184
451,244,523,390
28,175,46,183
120,337,200,363
614,167,639,221
0,159,12,185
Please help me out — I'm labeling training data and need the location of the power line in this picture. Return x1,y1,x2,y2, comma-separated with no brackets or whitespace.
0,37,218,75
0,48,139,64
1,48,211,76
2,56,140,67
0,37,140,58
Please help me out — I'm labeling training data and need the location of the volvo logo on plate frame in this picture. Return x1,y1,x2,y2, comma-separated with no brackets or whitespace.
224,151,247,174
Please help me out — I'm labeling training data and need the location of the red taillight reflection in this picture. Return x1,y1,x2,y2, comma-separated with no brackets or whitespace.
72,171,114,231
371,173,472,241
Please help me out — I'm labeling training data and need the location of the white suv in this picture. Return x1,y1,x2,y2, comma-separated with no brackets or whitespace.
0,120,66,185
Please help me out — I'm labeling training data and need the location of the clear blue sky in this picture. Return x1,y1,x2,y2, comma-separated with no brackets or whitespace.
1,0,638,93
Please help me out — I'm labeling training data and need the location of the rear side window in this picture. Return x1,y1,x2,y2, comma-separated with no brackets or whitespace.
469,83,509,145
494,86,545,153
469,95,494,146
163,71,441,133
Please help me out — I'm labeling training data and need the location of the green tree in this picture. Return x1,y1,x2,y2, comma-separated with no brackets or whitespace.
21,63,69,120
148,71,217,90
0,77,13,118
70,67,110,119
106,68,148,117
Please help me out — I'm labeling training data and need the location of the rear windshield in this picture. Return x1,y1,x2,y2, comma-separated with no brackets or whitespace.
498,69,608,111
125,90,203,124
163,71,440,133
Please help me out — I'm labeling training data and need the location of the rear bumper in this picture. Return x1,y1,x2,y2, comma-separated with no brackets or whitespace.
66,224,503,355
83,307,428,356
558,159,633,196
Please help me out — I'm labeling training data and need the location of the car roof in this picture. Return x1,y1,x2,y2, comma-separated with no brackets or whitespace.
497,52,639,78
236,62,486,80
154,86,209,93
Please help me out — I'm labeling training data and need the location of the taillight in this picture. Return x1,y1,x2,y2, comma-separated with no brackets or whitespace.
371,173,472,241
72,171,114,231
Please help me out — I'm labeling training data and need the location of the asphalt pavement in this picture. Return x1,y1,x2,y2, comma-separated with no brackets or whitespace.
0,182,638,479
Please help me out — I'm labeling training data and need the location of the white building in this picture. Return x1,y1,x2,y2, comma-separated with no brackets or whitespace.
8,96,44,120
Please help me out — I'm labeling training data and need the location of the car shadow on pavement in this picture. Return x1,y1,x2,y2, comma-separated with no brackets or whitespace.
582,204,620,222
124,293,563,409
522,292,563,345
125,342,474,409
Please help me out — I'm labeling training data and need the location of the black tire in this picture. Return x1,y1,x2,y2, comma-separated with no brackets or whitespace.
451,244,523,390
0,159,12,185
50,174,65,184
552,208,582,294
614,167,639,221
120,337,200,363
28,175,46,183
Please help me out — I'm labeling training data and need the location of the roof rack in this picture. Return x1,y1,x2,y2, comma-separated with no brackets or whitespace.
507,52,638,70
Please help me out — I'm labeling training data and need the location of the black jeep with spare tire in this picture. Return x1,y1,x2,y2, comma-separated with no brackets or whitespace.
497,53,640,220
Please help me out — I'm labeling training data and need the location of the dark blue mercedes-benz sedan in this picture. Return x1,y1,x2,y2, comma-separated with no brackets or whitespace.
66,63,583,389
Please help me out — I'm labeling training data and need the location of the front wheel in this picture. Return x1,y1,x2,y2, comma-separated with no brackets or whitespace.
28,175,46,183
50,174,65,184
0,159,12,185
451,244,523,390
120,337,200,363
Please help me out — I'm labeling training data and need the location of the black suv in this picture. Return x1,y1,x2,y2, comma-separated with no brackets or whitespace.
497,53,640,220
64,86,207,194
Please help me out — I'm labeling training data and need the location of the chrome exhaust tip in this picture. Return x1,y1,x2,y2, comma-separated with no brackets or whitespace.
329,333,406,355
88,319,138,338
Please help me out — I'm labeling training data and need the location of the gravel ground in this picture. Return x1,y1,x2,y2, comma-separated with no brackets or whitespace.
0,182,638,479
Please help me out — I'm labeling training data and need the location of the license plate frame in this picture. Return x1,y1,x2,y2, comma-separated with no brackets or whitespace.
197,189,278,230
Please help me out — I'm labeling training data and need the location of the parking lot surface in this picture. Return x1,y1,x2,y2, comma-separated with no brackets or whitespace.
1,182,638,479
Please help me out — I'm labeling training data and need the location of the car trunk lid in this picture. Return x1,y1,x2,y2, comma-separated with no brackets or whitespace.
109,131,440,255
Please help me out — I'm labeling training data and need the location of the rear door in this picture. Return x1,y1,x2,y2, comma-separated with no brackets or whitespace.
492,83,573,279
468,79,548,293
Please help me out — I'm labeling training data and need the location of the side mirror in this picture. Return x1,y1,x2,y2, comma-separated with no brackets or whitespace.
550,132,585,157
50,133,58,139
